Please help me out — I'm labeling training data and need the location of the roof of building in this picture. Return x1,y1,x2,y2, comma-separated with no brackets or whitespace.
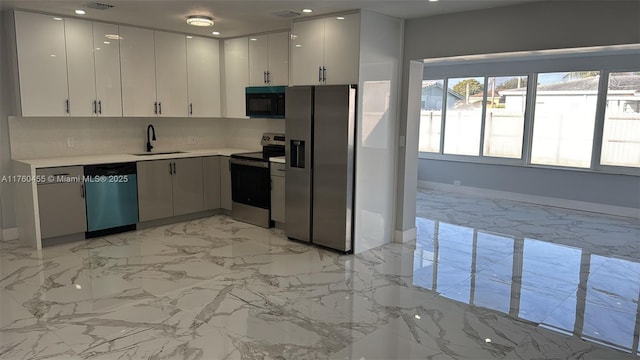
422,81,464,99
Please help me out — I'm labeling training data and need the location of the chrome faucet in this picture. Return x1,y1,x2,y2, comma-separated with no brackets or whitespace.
146,124,156,152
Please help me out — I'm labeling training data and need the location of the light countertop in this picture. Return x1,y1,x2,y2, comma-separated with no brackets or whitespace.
15,148,255,168
269,156,286,164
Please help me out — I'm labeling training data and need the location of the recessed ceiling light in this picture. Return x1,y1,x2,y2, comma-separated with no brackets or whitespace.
336,17,345,20
212,31,221,35
250,38,257,41
53,17,63,21
302,8,313,13
75,9,86,15
186,36,193,39
186,15,214,27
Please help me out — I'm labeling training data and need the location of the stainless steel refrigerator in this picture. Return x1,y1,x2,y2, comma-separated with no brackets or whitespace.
285,85,356,253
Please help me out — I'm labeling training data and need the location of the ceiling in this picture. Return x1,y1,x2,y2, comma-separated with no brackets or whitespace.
0,0,541,38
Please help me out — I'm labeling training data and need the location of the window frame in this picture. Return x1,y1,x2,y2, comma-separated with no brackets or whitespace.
419,51,640,177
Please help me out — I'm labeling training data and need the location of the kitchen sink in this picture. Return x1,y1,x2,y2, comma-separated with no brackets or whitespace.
131,151,186,156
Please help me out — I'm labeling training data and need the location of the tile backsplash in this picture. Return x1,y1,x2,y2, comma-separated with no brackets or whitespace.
8,116,285,160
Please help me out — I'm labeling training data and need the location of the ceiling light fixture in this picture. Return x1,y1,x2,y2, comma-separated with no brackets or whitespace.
75,9,86,15
53,17,63,21
186,15,214,27
212,31,220,35
336,16,345,20
302,8,313,13
429,0,439,2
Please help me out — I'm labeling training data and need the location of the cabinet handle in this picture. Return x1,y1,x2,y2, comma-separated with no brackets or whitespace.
158,102,162,115
65,99,70,114
169,162,173,174
318,67,322,82
98,100,102,114
172,162,176,174
322,67,327,83
189,103,193,115
93,100,97,114
264,71,267,84
154,102,158,115
267,71,271,84
81,183,85,198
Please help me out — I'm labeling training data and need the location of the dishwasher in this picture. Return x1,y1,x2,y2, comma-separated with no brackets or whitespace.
84,162,138,238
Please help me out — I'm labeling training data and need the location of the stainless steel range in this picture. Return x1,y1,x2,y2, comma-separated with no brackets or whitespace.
230,133,285,228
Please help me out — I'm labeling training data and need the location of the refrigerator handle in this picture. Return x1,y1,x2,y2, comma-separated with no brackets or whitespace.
290,140,305,168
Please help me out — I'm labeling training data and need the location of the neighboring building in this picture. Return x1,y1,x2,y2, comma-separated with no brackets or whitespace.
468,90,502,106
501,75,640,113
421,81,463,110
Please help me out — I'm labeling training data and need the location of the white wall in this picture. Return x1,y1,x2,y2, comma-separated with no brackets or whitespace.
354,11,403,253
400,0,640,213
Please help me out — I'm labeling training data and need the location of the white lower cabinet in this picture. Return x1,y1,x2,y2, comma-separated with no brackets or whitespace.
36,166,87,238
220,156,232,210
137,158,204,222
270,162,285,222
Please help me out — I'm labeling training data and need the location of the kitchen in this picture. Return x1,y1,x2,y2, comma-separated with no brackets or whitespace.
0,2,404,254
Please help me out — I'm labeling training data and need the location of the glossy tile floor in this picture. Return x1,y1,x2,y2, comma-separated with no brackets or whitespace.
1,188,639,359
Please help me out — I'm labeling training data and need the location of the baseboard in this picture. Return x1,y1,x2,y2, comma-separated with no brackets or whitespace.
394,227,417,243
1,227,18,241
418,181,640,219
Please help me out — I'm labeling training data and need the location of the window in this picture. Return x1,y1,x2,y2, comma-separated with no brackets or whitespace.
483,76,528,158
443,77,484,156
418,79,444,153
530,71,600,168
600,72,640,168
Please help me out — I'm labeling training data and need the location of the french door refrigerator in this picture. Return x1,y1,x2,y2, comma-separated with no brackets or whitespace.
285,85,356,253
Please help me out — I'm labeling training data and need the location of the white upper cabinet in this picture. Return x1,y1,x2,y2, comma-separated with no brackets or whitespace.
224,37,249,118
92,22,123,117
322,14,360,85
186,36,221,117
154,31,188,117
14,11,69,116
64,18,96,117
291,13,360,86
120,26,157,117
291,19,325,86
65,19,123,117
248,31,289,86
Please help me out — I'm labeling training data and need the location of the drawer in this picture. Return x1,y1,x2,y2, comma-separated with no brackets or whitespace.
270,163,286,176
36,166,84,184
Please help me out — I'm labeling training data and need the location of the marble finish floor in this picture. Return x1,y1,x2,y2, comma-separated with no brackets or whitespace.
1,188,639,359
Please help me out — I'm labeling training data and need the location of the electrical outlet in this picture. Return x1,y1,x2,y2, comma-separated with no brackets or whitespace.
66,137,75,148
187,136,196,145
453,180,461,186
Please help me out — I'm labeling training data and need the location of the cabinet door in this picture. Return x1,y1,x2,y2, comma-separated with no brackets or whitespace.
248,35,268,86
223,38,249,118
186,36,221,117
38,182,87,238
323,14,360,85
154,31,188,117
65,18,96,117
266,32,289,86
93,22,123,117
14,11,69,116
120,26,157,117
219,156,232,210
203,156,221,210
270,166,285,223
172,158,204,216
137,160,173,222
291,19,325,86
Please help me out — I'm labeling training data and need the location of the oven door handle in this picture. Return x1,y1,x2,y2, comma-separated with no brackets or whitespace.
230,158,269,169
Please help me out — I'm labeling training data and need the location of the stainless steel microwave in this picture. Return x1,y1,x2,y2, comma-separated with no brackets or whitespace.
245,86,286,118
